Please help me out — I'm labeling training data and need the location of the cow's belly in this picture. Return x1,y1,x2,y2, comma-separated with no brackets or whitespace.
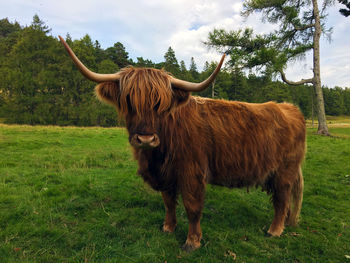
207,164,272,189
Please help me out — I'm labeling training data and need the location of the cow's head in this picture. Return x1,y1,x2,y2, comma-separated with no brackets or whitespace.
59,36,225,149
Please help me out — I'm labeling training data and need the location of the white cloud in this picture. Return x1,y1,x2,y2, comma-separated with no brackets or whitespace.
0,0,349,87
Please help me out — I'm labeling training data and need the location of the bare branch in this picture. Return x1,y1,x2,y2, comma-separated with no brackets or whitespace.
279,70,314,85
294,23,315,31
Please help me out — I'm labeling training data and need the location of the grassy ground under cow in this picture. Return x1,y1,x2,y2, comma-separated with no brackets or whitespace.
0,124,349,262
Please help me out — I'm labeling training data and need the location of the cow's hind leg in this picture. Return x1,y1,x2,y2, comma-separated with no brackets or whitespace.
161,190,178,233
286,166,304,226
267,172,293,237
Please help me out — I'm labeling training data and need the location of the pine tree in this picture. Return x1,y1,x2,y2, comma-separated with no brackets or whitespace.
180,60,187,73
207,0,335,135
0,18,21,37
1,15,57,124
105,42,130,68
163,47,180,76
189,57,199,81
31,14,51,33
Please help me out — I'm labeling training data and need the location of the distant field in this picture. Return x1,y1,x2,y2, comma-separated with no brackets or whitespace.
306,115,350,128
0,125,349,262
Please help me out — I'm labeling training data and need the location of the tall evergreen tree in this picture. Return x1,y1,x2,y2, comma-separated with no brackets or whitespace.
179,60,191,80
323,86,346,115
31,14,51,33
1,15,55,124
180,60,187,73
163,46,180,76
343,88,350,115
0,18,21,37
230,66,249,101
203,61,210,72
207,0,335,135
197,61,231,99
105,42,130,68
189,57,199,81
94,40,105,64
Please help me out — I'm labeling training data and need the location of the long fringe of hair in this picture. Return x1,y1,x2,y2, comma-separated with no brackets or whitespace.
117,67,174,117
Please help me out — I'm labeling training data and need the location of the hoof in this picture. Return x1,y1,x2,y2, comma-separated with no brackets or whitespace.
162,224,176,233
181,243,200,253
181,239,201,252
267,229,282,237
265,232,272,237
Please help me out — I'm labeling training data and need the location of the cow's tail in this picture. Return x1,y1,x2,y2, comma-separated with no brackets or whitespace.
288,166,304,226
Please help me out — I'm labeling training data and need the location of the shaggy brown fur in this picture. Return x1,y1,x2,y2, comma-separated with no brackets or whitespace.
95,67,306,252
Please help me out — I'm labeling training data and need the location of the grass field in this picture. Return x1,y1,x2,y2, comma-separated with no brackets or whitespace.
0,124,349,262
306,115,350,129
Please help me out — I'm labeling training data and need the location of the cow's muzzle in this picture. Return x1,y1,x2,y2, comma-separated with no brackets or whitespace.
131,134,160,149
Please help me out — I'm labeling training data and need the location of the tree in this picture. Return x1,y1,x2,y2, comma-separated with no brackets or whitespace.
0,18,122,126
343,87,350,115
323,86,346,115
94,40,105,64
196,61,231,99
203,61,210,71
189,57,199,81
0,15,62,124
289,84,314,119
0,18,21,37
163,46,180,76
3,15,346,128
180,60,187,73
31,14,51,33
230,66,249,101
0,18,21,75
135,57,154,67
105,42,130,68
179,60,191,80
207,0,334,135
338,0,350,16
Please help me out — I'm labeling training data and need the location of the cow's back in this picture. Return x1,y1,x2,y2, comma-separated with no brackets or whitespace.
190,98,306,188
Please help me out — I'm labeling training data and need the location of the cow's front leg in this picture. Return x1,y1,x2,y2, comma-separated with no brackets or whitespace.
181,179,205,252
161,190,177,232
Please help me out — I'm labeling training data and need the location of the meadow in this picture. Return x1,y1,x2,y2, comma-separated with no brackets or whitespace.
0,124,349,262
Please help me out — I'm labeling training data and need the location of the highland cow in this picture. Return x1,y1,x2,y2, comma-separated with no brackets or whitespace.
59,36,306,251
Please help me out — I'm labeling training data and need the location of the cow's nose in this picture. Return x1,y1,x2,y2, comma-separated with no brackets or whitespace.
137,135,155,144
132,134,160,148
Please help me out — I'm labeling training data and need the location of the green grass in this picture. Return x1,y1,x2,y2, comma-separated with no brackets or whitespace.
0,125,349,262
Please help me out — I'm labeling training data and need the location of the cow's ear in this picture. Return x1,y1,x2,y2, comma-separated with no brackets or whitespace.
172,88,190,108
95,82,120,106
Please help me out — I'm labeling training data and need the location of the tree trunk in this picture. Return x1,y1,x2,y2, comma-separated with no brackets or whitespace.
311,86,314,128
312,0,330,135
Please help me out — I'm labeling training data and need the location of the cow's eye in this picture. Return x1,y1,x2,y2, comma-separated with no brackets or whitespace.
126,95,133,112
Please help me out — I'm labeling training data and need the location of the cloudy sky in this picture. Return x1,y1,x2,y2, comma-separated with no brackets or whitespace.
1,0,349,87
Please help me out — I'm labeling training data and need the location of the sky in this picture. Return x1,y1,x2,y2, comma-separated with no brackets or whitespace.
1,0,349,87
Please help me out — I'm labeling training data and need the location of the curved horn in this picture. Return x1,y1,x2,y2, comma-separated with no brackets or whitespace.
170,54,225,92
58,35,121,83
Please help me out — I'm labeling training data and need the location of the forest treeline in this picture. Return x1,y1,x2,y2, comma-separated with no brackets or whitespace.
0,16,349,127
